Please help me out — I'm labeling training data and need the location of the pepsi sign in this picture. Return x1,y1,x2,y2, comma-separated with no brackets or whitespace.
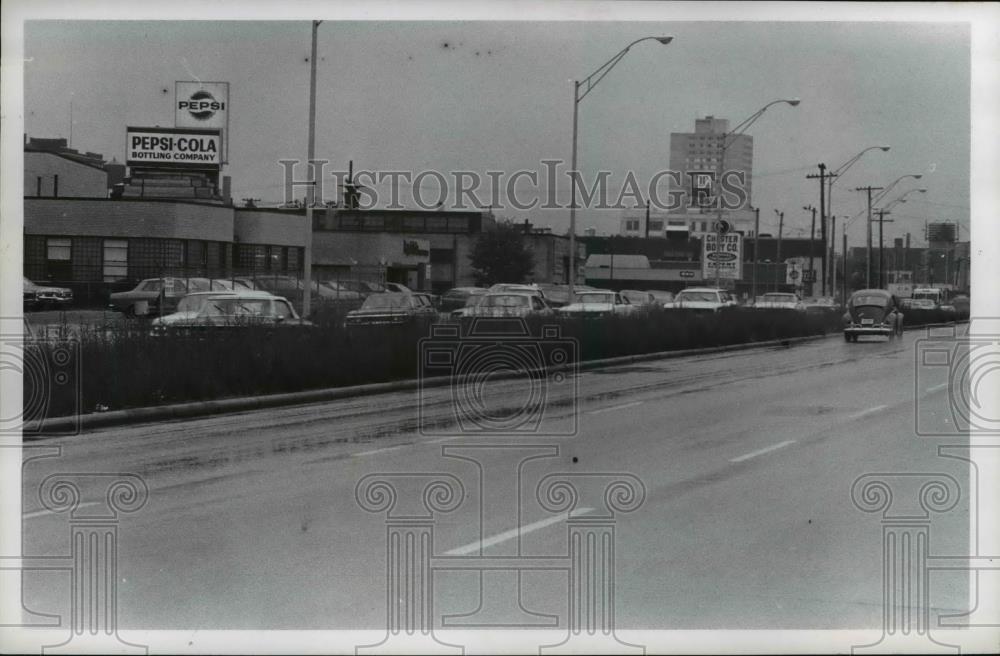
175,82,229,129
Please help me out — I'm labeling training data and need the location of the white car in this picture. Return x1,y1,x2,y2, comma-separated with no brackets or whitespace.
557,291,636,318
465,292,553,318
753,292,804,311
150,291,310,330
151,290,276,326
669,287,738,313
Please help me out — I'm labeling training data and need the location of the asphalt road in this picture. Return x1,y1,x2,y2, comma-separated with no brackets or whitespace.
17,329,972,639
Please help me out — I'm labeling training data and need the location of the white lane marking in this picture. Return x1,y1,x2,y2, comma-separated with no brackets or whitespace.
926,382,950,393
587,401,643,415
848,404,889,420
23,501,101,520
729,440,797,464
353,443,414,457
445,507,595,556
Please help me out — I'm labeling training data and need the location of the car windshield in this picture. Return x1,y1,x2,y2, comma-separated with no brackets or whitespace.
463,295,486,307
201,299,273,317
361,294,412,310
851,294,890,308
482,295,529,307
762,294,797,302
176,295,225,313
577,293,615,304
677,291,718,303
622,292,647,304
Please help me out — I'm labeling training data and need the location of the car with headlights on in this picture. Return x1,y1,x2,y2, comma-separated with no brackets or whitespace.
842,289,904,342
557,290,636,318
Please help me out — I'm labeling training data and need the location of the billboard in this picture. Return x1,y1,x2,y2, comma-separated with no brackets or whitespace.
126,127,222,170
702,233,742,280
176,81,229,162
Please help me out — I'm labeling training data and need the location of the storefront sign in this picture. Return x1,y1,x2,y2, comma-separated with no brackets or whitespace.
702,233,742,280
176,81,229,162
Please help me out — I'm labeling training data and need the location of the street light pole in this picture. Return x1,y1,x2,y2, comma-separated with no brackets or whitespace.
302,19,321,318
751,206,760,303
855,185,883,288
711,99,800,290
568,35,674,304
775,209,784,263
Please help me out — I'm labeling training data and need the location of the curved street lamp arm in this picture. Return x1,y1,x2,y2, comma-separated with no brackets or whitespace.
720,98,799,152
871,174,922,206
576,36,671,103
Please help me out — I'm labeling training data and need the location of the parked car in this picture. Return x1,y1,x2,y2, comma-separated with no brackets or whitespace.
384,282,412,294
465,292,554,318
109,277,191,315
23,277,73,310
842,289,904,342
439,287,487,313
344,292,438,327
648,289,675,307
557,290,636,318
251,275,364,303
451,292,488,318
150,290,275,327
951,294,970,320
412,292,440,310
151,291,309,331
753,292,804,311
337,280,387,298
669,287,738,313
800,297,841,317
153,291,313,333
620,290,658,307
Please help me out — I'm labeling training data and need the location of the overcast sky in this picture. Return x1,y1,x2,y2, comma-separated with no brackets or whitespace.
24,18,971,246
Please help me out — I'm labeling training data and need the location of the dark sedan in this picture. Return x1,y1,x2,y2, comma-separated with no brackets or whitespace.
344,292,438,328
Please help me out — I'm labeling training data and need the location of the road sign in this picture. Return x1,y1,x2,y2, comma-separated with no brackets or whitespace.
702,233,742,281
714,219,731,235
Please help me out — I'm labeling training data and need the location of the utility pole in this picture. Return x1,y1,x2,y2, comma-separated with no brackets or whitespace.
775,210,784,263
806,163,834,295
751,206,760,303
644,200,651,239
842,231,848,303
855,185,883,288
875,208,893,288
804,205,816,296
829,215,837,300
302,20,321,318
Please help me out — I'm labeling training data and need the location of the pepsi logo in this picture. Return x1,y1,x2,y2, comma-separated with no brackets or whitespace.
178,90,225,121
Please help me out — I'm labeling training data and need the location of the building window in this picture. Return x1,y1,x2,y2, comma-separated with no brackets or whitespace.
103,239,128,282
46,237,72,280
